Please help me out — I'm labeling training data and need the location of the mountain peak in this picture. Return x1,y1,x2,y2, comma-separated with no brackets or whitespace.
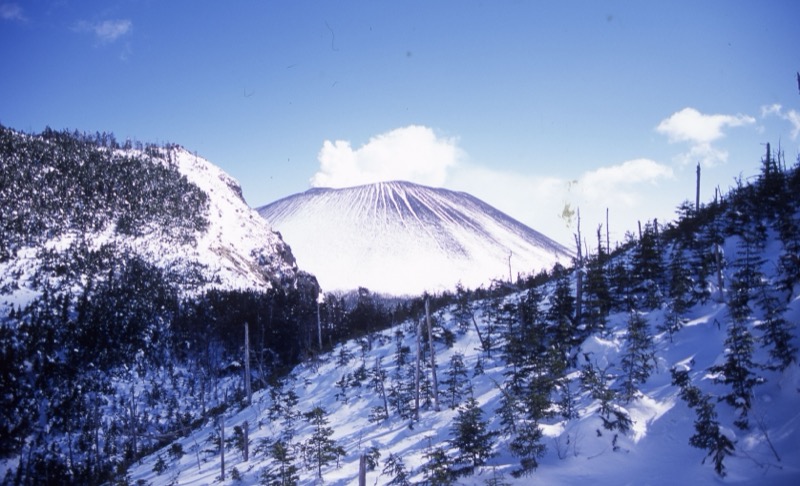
259,181,572,295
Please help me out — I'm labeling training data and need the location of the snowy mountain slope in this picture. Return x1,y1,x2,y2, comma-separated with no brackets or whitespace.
0,127,300,313
128,268,800,486
128,158,800,485
258,181,572,295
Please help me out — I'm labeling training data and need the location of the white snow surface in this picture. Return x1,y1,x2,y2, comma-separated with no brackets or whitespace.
129,283,800,486
258,181,572,295
167,148,298,290
0,147,298,310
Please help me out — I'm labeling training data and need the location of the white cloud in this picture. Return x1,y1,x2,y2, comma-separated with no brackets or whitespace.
761,103,800,140
760,103,782,117
656,107,755,167
76,19,132,44
0,3,24,21
786,110,800,140
310,125,462,188
656,107,755,144
579,159,674,206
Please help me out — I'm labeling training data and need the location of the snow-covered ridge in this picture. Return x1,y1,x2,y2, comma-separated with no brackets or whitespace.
258,181,572,295
166,148,298,290
0,128,300,311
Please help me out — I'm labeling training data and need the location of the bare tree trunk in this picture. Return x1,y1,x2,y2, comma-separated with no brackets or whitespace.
695,163,701,212
244,323,252,406
317,300,323,351
415,318,422,421
220,418,225,481
574,208,583,328
358,454,367,486
243,420,249,461
425,298,440,412
606,208,610,254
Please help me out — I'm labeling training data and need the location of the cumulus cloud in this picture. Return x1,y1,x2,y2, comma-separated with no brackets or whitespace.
656,107,755,144
579,158,674,206
310,125,462,188
761,103,800,140
656,107,755,167
76,19,132,43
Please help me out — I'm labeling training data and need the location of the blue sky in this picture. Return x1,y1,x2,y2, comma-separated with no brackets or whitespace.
2,1,799,247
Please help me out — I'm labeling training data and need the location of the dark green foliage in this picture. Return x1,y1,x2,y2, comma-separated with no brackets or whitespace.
421,447,456,485
619,311,657,402
631,221,666,309
303,406,342,479
755,285,796,370
381,453,411,486
509,421,546,477
671,368,735,477
580,363,632,436
582,230,612,334
450,397,496,476
260,439,299,486
442,352,471,410
0,125,208,260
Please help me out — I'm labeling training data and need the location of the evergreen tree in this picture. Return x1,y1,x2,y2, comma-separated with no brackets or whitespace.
755,284,796,371
260,439,299,486
509,420,546,478
581,229,612,334
421,446,456,485
580,363,632,436
381,453,411,486
619,311,657,402
711,230,764,429
671,368,735,477
661,243,694,341
631,221,665,309
303,406,342,479
547,272,577,359
450,397,496,476
442,352,471,410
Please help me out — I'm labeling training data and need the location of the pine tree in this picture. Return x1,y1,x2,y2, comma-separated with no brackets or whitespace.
547,271,577,358
381,453,411,486
631,221,665,309
442,352,471,410
755,284,796,370
671,368,735,477
711,230,764,429
661,243,694,341
260,439,299,486
421,446,456,485
619,311,657,402
581,228,612,334
450,397,496,476
509,420,546,477
303,406,342,479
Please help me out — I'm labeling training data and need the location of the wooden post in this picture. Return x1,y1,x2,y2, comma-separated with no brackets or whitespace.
358,453,367,486
243,420,249,462
244,323,252,406
220,418,225,481
695,163,701,212
415,318,422,421
508,251,513,284
425,297,440,412
574,208,583,328
317,299,323,351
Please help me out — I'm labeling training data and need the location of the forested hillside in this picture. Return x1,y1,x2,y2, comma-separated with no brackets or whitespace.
0,125,328,484
2,127,799,485
122,146,799,485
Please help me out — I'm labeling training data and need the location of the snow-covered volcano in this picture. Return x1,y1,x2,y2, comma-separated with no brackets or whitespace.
257,181,572,295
